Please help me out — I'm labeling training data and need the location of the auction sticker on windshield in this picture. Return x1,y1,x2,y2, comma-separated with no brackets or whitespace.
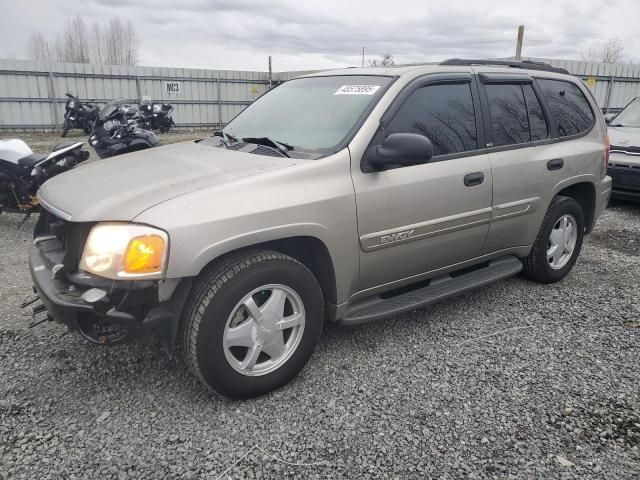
334,85,381,95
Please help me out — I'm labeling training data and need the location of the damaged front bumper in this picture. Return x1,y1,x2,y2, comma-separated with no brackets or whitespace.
29,236,191,352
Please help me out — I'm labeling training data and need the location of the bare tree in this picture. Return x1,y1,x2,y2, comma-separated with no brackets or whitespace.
90,23,105,65
26,33,54,63
55,16,91,63
582,37,625,64
26,16,140,65
104,19,140,66
123,21,141,66
369,53,395,67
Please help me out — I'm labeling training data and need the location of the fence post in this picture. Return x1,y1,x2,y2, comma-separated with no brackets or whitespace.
217,71,222,129
47,70,60,131
603,76,614,114
135,75,142,103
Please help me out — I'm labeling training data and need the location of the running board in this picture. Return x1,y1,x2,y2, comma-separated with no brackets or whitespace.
339,256,522,326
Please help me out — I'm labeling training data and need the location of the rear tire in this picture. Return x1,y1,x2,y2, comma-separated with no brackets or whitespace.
522,196,585,283
181,250,324,399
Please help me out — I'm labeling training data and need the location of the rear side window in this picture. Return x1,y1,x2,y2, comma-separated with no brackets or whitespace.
485,83,549,147
485,84,530,147
523,84,548,141
537,79,594,137
386,83,478,157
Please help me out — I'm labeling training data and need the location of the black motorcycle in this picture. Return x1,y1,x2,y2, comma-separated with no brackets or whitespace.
138,101,175,133
0,139,89,216
88,98,159,159
61,93,100,137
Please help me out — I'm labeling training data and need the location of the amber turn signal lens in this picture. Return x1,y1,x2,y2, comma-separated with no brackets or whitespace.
124,235,165,274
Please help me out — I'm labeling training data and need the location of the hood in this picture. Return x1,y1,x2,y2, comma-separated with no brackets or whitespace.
607,126,640,148
38,141,302,222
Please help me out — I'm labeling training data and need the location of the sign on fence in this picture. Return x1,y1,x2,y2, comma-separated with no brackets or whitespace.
165,81,181,94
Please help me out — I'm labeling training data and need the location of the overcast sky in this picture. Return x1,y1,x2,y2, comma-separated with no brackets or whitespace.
1,0,638,71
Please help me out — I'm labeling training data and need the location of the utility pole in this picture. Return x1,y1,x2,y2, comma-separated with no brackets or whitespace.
268,56,272,89
515,25,524,60
362,46,365,67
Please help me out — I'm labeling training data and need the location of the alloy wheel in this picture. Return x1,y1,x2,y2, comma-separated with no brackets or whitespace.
223,284,306,376
547,214,578,270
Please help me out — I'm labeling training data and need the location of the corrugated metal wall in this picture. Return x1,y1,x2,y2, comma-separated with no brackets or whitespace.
0,59,272,130
528,57,640,112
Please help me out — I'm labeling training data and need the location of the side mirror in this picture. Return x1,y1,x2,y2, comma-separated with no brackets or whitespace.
369,133,434,170
65,92,74,99
603,113,615,124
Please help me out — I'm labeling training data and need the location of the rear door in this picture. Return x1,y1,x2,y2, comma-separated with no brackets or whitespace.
478,74,597,253
351,74,493,292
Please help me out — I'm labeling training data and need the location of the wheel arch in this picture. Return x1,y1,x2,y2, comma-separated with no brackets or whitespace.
555,180,597,233
194,235,338,319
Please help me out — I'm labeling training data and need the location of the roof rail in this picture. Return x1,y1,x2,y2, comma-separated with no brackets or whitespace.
440,58,570,75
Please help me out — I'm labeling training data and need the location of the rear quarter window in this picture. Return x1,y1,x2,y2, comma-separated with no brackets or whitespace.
537,78,594,137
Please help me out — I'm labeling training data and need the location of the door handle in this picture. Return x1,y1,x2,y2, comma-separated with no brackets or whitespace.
547,158,564,171
464,172,485,187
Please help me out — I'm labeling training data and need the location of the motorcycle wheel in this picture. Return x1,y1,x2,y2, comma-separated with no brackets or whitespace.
61,119,71,138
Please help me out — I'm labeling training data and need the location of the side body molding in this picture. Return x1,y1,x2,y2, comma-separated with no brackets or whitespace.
360,207,492,251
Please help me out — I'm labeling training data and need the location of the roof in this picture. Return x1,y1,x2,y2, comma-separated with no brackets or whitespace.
299,59,573,80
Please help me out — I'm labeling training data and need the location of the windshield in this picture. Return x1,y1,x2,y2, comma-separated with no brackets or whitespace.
99,98,130,119
610,98,640,127
223,75,392,153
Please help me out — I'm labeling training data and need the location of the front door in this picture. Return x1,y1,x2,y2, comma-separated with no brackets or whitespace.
351,76,493,293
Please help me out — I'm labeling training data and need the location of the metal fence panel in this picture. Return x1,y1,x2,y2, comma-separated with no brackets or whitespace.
0,58,273,129
529,57,640,112
3,57,640,129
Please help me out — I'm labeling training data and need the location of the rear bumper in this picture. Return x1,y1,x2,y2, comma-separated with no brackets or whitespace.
593,175,612,227
607,165,640,201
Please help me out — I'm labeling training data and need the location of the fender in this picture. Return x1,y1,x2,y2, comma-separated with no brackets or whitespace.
43,142,84,164
191,222,333,276
165,221,355,305
552,173,598,195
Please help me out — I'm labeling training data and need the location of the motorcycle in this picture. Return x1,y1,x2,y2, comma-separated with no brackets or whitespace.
138,101,175,133
88,98,159,159
61,93,100,137
0,139,89,216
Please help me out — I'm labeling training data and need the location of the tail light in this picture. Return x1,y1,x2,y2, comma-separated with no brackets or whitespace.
604,131,610,169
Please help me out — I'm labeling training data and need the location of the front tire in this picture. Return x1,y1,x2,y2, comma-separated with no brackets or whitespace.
181,250,324,399
522,196,585,283
60,119,71,137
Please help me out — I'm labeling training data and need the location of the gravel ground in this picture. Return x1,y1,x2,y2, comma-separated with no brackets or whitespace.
0,201,639,479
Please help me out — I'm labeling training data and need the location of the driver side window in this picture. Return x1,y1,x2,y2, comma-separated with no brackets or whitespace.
386,83,478,157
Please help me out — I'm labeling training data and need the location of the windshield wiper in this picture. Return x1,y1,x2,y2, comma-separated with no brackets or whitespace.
213,130,237,146
242,137,293,157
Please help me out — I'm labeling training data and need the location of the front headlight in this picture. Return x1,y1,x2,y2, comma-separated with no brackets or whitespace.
79,223,169,280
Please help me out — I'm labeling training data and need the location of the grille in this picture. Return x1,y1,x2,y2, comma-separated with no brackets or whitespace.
610,145,640,155
608,162,640,170
38,210,93,273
